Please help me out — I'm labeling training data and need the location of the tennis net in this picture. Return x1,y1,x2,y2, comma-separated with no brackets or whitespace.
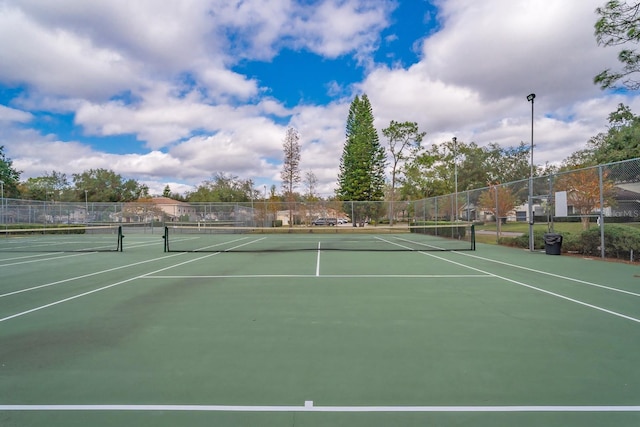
0,225,123,252
162,223,475,252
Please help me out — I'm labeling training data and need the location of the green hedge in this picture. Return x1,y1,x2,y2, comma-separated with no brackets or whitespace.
503,225,640,261
499,229,546,250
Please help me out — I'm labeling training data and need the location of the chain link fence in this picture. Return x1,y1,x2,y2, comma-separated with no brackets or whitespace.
1,158,639,259
413,158,640,261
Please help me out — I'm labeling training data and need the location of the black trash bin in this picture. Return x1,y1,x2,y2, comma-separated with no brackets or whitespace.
543,233,562,255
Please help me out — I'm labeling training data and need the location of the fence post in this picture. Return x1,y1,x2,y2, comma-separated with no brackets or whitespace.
494,186,499,244
599,165,605,259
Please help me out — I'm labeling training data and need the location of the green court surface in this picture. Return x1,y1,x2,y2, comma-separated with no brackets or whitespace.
1,230,639,426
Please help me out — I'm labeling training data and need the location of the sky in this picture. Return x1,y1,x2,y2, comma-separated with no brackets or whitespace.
0,0,637,197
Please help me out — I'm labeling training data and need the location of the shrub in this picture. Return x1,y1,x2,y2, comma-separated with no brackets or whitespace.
578,225,640,260
503,229,546,249
500,225,640,261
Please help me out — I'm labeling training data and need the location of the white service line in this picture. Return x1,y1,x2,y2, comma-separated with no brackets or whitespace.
142,274,489,279
375,236,640,324
425,250,640,324
0,252,218,323
0,252,186,299
454,251,640,297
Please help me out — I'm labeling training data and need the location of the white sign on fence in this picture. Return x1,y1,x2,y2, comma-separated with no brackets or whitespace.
555,191,568,217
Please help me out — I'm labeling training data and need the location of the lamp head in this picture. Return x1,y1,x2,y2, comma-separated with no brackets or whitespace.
527,93,536,102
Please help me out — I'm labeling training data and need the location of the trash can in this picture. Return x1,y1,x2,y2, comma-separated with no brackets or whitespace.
543,233,562,255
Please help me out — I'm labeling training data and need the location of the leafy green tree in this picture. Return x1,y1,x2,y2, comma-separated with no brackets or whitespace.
187,172,253,202
163,185,172,197
400,140,536,200
400,150,445,199
72,168,147,202
566,104,640,166
20,171,71,201
485,142,534,184
593,103,640,162
0,146,21,198
456,142,494,191
594,0,640,89
382,120,425,224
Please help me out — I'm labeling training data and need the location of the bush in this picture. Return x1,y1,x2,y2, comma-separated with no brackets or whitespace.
502,229,546,249
499,225,640,261
578,225,640,260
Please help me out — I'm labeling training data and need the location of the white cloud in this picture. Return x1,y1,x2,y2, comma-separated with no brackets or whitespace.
290,0,393,59
1,0,639,199
355,0,634,166
420,0,616,103
0,105,32,123
0,4,139,100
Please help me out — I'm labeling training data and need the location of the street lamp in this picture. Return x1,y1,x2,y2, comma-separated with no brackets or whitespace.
452,137,458,222
527,93,536,252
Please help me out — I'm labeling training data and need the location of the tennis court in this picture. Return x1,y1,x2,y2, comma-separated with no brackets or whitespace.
1,226,639,426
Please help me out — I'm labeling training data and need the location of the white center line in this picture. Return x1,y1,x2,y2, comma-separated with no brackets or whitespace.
316,241,321,276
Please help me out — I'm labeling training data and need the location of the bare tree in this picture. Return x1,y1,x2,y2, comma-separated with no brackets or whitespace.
303,170,318,201
281,127,301,226
382,121,425,225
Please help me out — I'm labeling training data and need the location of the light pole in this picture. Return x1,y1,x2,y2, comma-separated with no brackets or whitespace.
527,93,536,252
0,180,4,226
452,137,458,222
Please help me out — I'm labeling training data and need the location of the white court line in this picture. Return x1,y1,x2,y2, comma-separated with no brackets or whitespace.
425,251,640,324
375,237,640,324
391,235,640,298
0,252,217,323
454,251,640,297
0,404,638,413
141,274,489,279
0,251,96,267
0,252,187,299
0,252,71,262
316,242,321,276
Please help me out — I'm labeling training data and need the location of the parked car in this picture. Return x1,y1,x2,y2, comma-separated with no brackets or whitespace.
312,217,337,226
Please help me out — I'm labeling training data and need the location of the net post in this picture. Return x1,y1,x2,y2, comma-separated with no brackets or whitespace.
117,226,123,252
163,226,169,252
471,224,476,251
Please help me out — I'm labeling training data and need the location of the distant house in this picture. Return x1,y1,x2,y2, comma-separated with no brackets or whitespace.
612,183,640,219
124,197,196,222
149,197,196,221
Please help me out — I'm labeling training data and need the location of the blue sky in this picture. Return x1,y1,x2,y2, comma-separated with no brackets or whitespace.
0,0,636,196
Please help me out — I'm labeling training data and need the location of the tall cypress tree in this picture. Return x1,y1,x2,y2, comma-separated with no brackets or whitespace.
337,94,386,201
